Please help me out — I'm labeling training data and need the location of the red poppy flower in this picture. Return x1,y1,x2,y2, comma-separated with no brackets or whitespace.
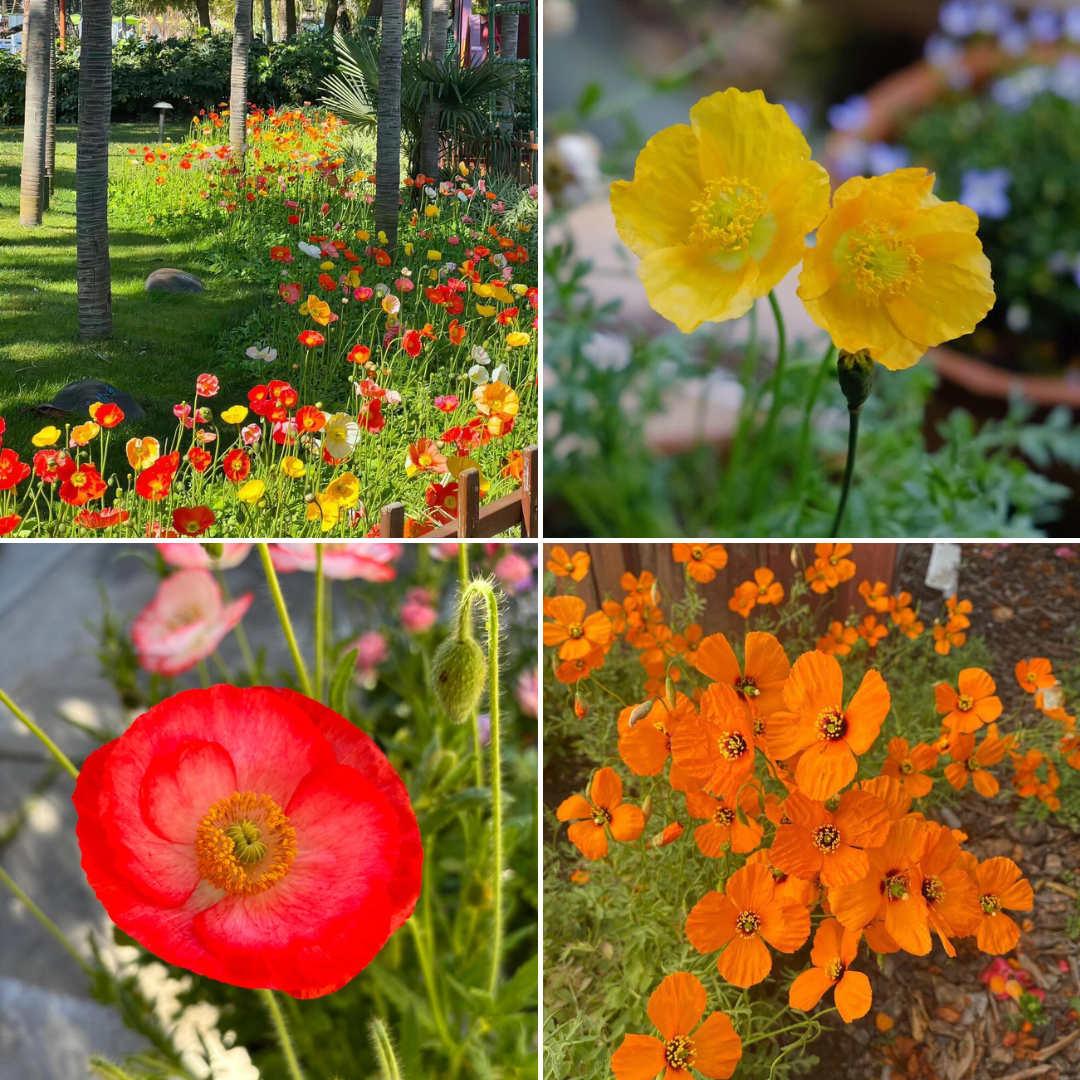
269,381,298,409
298,330,325,348
399,330,421,358
353,286,373,302
58,459,108,506
270,246,292,263
222,448,251,482
73,686,423,998
287,213,300,225
347,344,371,364
280,283,301,304
136,452,181,502
448,319,467,345
295,406,326,433
374,250,391,267
358,398,384,434
90,402,126,428
33,448,68,482
0,514,22,536
173,506,216,536
0,448,31,491
188,446,212,473
434,395,459,413
75,507,130,530
426,482,458,521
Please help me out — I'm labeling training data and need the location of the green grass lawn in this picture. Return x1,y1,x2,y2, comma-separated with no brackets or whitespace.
0,122,265,473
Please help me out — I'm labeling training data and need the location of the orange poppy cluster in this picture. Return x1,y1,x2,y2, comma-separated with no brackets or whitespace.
542,546,1080,1079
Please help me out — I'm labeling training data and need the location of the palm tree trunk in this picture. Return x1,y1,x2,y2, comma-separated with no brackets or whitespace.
76,0,112,339
419,0,432,55
194,0,212,31
284,0,296,36
497,12,518,120
229,0,252,164
375,0,402,251
418,0,448,180
44,0,56,205
263,0,273,44
19,0,48,227
323,0,338,31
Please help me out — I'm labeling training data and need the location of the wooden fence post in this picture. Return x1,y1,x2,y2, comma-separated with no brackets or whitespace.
522,443,538,537
380,502,405,538
459,468,481,537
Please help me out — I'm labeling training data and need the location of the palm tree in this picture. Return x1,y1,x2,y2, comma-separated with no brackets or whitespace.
285,0,296,36
419,0,432,54
229,0,253,164
497,10,519,120
193,0,212,30
76,0,113,338
19,0,49,227
417,0,448,180
324,0,338,31
375,0,403,251
44,0,56,206
263,0,273,43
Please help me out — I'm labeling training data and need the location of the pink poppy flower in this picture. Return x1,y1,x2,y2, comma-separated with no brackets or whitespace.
494,551,534,592
354,286,374,301
241,424,262,446
515,667,538,718
434,395,459,413
196,374,220,398
400,587,437,633
348,630,390,687
131,569,253,676
157,543,253,570
269,543,401,581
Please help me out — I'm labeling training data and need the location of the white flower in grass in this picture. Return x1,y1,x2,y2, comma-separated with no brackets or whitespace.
491,365,508,385
468,364,490,385
245,345,278,363
298,241,322,258
384,390,402,406
324,413,360,460
471,345,490,365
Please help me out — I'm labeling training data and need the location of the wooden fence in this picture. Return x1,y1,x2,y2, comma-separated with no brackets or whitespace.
542,542,900,635
379,445,537,538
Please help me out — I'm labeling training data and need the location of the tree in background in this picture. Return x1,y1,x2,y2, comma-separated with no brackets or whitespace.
19,0,49,226
375,0,402,249
285,0,295,36
76,0,113,338
263,0,273,43
324,0,338,31
497,8,518,119
417,0,447,180
229,0,252,162
44,0,56,207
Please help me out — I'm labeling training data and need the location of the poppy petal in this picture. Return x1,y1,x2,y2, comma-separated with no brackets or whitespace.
690,1011,743,1079
647,971,706,1040
834,970,873,1022
611,1034,667,1080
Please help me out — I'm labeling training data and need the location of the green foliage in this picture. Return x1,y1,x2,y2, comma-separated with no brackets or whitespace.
901,81,1080,374
544,241,1080,538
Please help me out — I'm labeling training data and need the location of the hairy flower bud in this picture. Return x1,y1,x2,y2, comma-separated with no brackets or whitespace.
432,633,487,724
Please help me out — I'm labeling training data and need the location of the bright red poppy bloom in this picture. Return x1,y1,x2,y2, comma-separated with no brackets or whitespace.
90,402,125,428
173,506,216,536
136,452,181,502
188,447,213,473
196,374,220,398
34,448,69,481
448,319,466,345
222,448,251,482
295,406,326,433
76,508,131,530
0,514,22,536
401,330,422,358
73,686,423,998
58,459,108,506
347,344,371,364
0,448,31,491
298,330,326,348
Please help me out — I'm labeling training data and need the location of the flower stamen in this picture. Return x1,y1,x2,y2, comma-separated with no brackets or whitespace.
196,791,297,896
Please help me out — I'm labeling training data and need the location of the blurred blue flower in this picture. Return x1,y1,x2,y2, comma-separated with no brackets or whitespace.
1067,9,1080,43
832,139,868,181
998,20,1029,55
866,142,911,175
940,0,981,37
924,32,972,88
1052,55,1080,102
827,95,870,133
779,99,811,134
959,167,1012,219
1027,7,1062,43
975,2,1012,35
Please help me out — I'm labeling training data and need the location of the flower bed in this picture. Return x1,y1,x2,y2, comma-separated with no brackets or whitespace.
543,543,1080,1078
0,108,537,537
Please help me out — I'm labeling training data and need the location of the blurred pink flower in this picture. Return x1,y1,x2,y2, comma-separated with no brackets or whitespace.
494,552,533,592
270,543,400,581
156,542,253,570
429,543,459,561
1055,546,1076,559
515,668,538,718
400,587,437,633
131,569,252,676
349,630,389,686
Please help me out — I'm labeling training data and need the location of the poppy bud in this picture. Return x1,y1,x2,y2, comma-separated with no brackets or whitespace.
836,349,876,412
573,695,588,720
626,700,652,728
641,795,653,822
431,630,486,724
665,676,677,711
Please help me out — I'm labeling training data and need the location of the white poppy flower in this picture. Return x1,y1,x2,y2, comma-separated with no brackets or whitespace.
468,364,490,385
245,346,278,363
471,345,490,365
324,413,360,460
298,241,322,258
491,365,508,385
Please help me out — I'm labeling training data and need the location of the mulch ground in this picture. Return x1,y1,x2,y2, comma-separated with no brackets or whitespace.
813,543,1080,1080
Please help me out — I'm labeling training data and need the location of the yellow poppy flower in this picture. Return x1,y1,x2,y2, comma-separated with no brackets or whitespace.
306,493,340,531
473,283,494,298
797,167,995,371
610,87,830,333
221,405,249,424
324,471,360,508
404,242,414,256
424,205,439,218
319,260,335,271
476,304,497,318
32,425,61,448
280,456,306,478
505,331,530,347
472,381,519,420
427,250,442,261
125,436,160,471
490,286,514,304
238,479,266,504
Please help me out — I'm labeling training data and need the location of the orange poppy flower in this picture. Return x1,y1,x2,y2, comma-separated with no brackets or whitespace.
919,823,981,958
610,971,742,1080
974,857,1033,955
944,723,1007,797
946,595,972,626
542,596,612,661
547,546,591,581
767,651,891,800
817,620,859,657
727,581,758,617
746,567,784,605
745,848,819,907
672,543,728,584
932,618,967,655
621,570,658,611
556,767,645,860
857,614,887,646
670,683,757,802
695,632,790,718
685,784,763,858
788,918,872,1023
814,543,856,583
854,775,913,820
804,561,833,594
899,617,925,640
685,863,810,987
772,788,891,888
1015,657,1054,694
617,693,697,776
935,668,1002,733
602,600,629,637
881,738,938,798
829,816,931,956
554,648,605,685
858,580,890,613
650,821,684,848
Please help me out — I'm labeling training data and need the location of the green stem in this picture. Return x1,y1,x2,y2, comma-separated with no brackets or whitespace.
407,918,455,1050
314,545,326,703
741,1008,836,1047
588,675,628,709
257,543,314,697
830,406,862,537
459,579,504,995
757,290,788,466
0,865,92,975
260,989,306,1080
0,688,80,781
368,1018,403,1080
459,544,483,788
795,341,837,488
